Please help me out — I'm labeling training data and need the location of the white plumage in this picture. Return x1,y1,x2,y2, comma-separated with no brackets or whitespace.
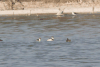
56,8,64,16
47,36,54,41
37,38,41,42
72,12,76,15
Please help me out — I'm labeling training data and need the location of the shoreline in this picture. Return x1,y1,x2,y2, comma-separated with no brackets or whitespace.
0,7,100,16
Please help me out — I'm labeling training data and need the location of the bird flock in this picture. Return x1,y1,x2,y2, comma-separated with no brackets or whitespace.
0,8,74,42
56,8,76,16
37,36,71,42
0,37,71,42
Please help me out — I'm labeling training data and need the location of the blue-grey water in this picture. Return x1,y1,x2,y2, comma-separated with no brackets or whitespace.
0,14,100,67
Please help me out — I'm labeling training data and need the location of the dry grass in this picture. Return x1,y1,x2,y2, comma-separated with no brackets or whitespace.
22,1,100,9
1,0,100,3
1,0,100,10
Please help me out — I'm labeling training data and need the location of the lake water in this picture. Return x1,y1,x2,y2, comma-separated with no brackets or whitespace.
0,13,100,67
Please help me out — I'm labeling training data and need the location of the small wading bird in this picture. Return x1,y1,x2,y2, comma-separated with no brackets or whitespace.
66,38,71,42
37,38,41,42
0,39,3,41
56,8,65,16
47,36,54,41
72,12,76,15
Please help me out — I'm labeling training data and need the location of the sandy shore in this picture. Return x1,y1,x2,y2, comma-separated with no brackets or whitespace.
0,7,100,15
0,2,100,15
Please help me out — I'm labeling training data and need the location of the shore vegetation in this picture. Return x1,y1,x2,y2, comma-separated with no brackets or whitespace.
0,0,100,10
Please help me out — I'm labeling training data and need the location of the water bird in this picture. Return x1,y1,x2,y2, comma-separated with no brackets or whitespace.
37,38,41,42
72,12,76,15
36,13,39,17
40,18,43,20
0,39,3,41
47,36,54,41
66,38,71,42
56,8,64,16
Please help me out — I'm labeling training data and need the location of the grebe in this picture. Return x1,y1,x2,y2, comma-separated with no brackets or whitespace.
47,36,54,41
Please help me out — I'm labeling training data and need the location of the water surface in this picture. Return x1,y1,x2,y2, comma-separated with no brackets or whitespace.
0,14,100,67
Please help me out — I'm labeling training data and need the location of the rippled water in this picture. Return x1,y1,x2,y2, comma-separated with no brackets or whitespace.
0,13,100,67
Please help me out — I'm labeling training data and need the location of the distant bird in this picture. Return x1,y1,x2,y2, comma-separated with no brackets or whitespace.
36,13,39,17
72,12,76,15
56,8,64,16
37,38,41,42
66,38,71,42
47,36,54,41
0,39,3,41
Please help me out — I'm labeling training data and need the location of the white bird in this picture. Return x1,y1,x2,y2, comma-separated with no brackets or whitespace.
37,38,41,42
56,8,64,16
72,12,76,15
47,36,54,41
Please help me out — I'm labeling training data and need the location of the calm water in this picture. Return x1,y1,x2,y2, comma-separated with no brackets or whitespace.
0,14,100,67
